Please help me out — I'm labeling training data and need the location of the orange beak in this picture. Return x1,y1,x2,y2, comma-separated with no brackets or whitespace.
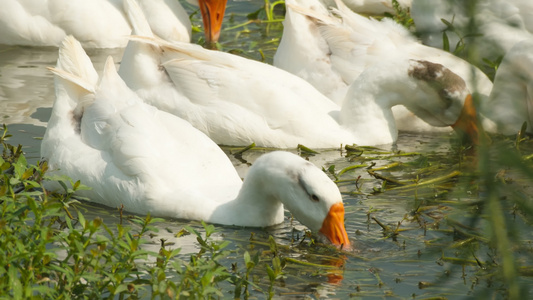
451,94,485,145
319,202,351,248
198,0,227,44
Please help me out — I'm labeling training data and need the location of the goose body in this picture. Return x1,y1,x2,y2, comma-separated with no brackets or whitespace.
122,37,478,148
321,0,412,15
274,0,494,133
481,38,533,135
118,0,479,148
42,36,350,246
411,0,533,57
0,0,226,48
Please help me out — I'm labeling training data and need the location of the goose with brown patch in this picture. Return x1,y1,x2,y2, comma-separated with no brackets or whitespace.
117,0,481,148
274,0,493,134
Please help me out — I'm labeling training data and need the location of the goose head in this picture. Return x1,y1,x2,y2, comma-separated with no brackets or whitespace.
340,59,482,145
239,151,351,248
404,60,482,144
198,0,228,44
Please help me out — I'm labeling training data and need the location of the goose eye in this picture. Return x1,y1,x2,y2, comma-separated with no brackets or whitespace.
297,172,320,202
439,89,453,108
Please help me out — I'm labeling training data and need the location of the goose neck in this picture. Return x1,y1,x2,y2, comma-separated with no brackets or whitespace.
208,169,285,227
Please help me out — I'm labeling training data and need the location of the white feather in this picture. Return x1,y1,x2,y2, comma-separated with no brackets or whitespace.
41,36,350,247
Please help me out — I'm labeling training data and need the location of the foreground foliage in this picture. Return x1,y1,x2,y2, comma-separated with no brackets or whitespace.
0,125,261,298
0,123,349,299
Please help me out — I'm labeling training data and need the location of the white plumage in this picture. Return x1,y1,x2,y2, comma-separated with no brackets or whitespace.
41,36,351,247
321,0,412,15
117,0,479,148
481,38,533,135
411,0,533,57
274,0,493,133
0,0,191,48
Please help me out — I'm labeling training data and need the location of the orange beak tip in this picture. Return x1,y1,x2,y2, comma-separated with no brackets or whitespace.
452,94,483,146
198,0,227,44
320,202,351,249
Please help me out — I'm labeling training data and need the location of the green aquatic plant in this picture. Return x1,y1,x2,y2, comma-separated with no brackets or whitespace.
2,125,357,298
189,0,285,62
330,126,533,298
253,0,285,23
0,125,265,298
384,0,414,30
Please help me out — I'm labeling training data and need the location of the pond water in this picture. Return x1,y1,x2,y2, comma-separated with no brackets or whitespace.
1,0,533,298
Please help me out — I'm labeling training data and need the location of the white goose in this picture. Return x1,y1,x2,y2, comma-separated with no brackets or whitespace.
411,0,533,58
118,0,480,148
0,0,226,48
321,0,412,15
480,38,533,135
41,36,350,247
274,0,494,133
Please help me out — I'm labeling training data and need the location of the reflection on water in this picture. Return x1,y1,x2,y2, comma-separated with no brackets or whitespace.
0,46,124,127
1,1,533,298
0,46,57,126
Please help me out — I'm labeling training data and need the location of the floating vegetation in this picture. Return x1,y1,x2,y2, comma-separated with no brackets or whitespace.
185,0,285,62
297,143,319,155
229,142,256,156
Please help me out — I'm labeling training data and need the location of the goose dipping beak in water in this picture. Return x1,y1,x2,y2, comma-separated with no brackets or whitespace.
275,0,494,137
42,36,351,249
198,0,228,44
451,94,484,145
117,0,482,150
405,59,483,145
